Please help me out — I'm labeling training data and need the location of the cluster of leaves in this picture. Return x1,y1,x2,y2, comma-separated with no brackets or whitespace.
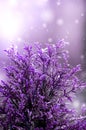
0,40,86,130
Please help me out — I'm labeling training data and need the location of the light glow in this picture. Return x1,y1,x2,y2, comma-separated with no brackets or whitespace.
81,13,84,17
41,10,54,22
57,1,61,6
8,0,18,6
82,103,86,107
56,19,64,26
48,38,53,43
36,0,48,6
73,100,80,108
0,11,22,39
42,23,47,28
75,19,79,24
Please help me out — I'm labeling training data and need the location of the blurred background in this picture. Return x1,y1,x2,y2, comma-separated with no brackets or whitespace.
0,0,86,110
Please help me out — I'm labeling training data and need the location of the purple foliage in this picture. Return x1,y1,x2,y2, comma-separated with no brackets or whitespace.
0,40,86,130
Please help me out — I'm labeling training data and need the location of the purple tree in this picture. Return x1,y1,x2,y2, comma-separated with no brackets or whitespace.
0,40,86,130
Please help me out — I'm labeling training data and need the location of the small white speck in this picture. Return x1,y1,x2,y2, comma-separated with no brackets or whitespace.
42,48,48,52
48,38,53,43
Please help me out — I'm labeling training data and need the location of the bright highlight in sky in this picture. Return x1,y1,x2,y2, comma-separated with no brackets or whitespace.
41,10,54,22
36,0,48,6
8,0,18,6
0,11,22,39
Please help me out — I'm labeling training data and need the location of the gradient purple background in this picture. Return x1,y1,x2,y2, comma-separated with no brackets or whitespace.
0,0,86,112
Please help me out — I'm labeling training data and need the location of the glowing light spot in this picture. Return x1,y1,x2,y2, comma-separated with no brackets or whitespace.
41,10,54,22
48,38,53,43
17,37,22,42
42,23,47,28
56,19,64,26
75,19,79,24
82,103,86,107
81,13,84,17
80,55,84,59
42,48,47,53
57,0,61,6
8,0,18,6
73,100,80,108
0,11,22,39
